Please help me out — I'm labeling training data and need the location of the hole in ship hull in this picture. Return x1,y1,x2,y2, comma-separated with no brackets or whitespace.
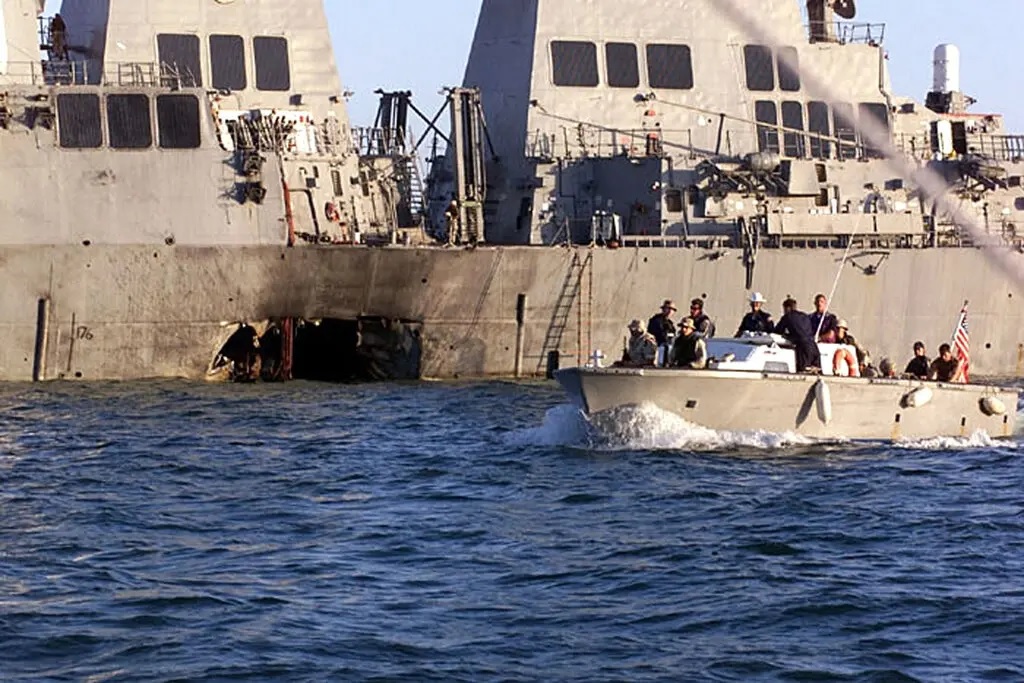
210,317,422,382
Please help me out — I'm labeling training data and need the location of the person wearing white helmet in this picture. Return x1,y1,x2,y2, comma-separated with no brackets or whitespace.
735,291,774,336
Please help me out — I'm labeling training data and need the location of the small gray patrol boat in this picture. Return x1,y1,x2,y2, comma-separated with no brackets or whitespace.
555,335,1019,441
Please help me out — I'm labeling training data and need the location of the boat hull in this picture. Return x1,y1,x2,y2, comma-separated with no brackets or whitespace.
556,367,1019,441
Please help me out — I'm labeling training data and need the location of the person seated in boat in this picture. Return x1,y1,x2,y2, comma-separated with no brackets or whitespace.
618,319,658,367
671,318,707,369
929,343,964,382
774,298,820,372
647,299,677,346
688,298,716,338
809,293,839,342
878,357,896,378
835,320,870,372
735,291,774,336
904,341,930,379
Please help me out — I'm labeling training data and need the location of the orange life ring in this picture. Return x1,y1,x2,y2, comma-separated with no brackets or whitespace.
832,347,860,377
325,202,340,223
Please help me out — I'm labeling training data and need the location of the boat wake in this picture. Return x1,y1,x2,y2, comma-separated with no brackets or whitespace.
894,430,1019,451
507,403,1024,453
507,402,817,452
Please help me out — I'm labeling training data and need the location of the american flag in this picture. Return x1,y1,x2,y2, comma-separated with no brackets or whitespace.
952,303,970,383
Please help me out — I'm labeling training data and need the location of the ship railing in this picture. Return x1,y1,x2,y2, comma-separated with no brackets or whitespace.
895,132,1024,162
525,127,745,160
620,234,731,249
352,126,410,156
969,135,1024,162
0,60,89,86
525,124,881,163
0,60,199,88
805,22,886,46
835,22,886,46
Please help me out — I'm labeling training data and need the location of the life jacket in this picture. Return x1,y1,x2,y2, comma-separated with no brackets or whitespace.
693,313,715,338
674,333,701,366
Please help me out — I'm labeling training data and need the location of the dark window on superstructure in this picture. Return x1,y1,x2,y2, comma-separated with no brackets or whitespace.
755,100,779,153
254,36,291,91
57,93,102,148
781,101,805,157
550,40,598,87
157,34,202,87
646,44,693,90
107,94,152,149
777,46,800,92
858,102,891,158
210,35,246,91
832,102,857,159
156,94,201,149
605,42,639,88
744,45,774,91
807,101,831,158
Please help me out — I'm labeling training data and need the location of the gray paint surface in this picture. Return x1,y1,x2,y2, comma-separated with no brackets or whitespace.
1,0,1022,382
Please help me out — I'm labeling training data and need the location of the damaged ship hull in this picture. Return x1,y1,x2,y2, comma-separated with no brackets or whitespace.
4,243,1023,381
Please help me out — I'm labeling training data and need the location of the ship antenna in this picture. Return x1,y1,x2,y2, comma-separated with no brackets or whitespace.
815,212,866,340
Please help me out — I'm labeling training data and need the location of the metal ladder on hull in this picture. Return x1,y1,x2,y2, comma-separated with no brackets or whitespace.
537,250,593,373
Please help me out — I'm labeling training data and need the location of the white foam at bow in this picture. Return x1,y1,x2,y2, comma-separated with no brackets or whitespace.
506,402,815,452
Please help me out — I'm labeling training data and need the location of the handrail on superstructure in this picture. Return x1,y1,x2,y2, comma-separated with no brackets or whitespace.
0,60,200,88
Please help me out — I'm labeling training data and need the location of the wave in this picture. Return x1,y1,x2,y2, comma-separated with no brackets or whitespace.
506,402,816,452
508,403,1024,453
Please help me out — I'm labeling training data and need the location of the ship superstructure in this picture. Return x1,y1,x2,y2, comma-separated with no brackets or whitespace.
434,0,1024,256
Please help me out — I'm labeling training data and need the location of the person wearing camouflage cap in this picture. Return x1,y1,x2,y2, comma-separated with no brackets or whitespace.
620,319,657,367
671,317,707,369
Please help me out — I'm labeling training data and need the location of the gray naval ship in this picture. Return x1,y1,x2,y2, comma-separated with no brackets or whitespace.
3,0,1024,382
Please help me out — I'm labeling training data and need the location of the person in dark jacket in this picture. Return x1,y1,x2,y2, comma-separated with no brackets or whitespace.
688,298,716,338
647,299,677,345
672,318,707,369
50,14,68,60
774,298,821,372
904,341,930,379
735,291,774,336
809,293,839,342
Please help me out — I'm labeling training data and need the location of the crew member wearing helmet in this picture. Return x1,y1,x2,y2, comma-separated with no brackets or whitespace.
735,292,774,336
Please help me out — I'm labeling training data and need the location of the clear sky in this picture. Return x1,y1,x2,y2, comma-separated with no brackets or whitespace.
327,0,1024,131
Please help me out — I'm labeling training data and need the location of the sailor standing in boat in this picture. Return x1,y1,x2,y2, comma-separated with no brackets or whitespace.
774,298,820,372
735,292,774,336
671,318,707,369
647,300,677,345
809,294,839,342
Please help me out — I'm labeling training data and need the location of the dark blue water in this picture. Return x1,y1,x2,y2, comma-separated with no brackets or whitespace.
1,381,1022,682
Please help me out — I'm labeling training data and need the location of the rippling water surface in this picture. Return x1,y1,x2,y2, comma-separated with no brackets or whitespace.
1,380,1022,682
